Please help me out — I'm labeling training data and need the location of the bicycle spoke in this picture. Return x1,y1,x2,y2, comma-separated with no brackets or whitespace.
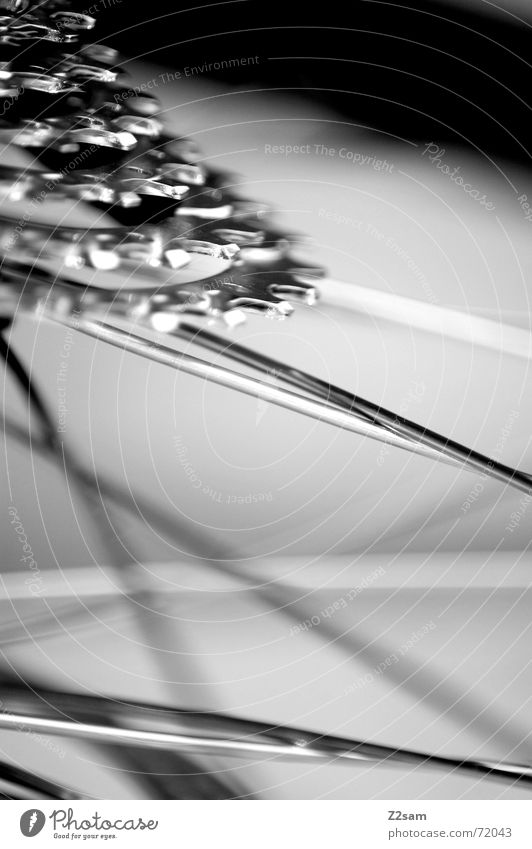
45,314,462,466
0,686,530,788
173,322,532,496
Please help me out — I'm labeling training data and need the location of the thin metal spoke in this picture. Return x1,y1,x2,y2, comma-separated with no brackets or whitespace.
0,337,244,798
0,687,530,788
173,322,532,495
45,314,461,467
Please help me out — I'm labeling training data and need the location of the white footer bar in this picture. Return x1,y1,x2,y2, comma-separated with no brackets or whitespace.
1,800,531,848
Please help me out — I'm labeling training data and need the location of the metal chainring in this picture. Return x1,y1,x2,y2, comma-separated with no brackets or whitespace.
0,0,322,327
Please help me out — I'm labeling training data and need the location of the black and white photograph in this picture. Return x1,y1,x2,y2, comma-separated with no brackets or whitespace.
0,0,531,831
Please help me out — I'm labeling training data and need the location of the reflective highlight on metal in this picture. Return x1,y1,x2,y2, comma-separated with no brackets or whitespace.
0,0,321,321
0,687,530,789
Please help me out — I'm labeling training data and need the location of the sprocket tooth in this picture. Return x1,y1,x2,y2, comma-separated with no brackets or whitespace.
212,227,266,247
118,175,189,201
267,276,320,305
223,296,294,319
156,162,206,186
179,239,239,260
175,216,284,252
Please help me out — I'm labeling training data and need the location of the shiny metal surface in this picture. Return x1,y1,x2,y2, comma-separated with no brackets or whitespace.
0,687,530,788
0,0,531,802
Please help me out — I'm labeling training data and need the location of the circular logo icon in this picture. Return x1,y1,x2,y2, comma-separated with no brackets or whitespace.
20,810,46,837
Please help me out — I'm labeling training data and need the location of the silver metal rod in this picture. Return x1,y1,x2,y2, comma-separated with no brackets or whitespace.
45,314,459,468
0,705,530,788
174,322,532,496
